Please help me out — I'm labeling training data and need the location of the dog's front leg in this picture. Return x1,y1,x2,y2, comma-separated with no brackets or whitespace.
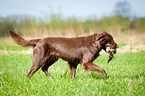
68,63,78,79
82,62,109,78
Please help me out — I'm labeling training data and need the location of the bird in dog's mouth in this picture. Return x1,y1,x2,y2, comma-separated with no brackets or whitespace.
106,44,117,63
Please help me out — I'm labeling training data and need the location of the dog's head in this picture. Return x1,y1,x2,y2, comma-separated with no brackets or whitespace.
93,32,118,63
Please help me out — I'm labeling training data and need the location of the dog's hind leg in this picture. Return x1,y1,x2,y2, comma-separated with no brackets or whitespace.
27,64,41,78
42,57,58,77
27,57,47,78
27,47,48,78
68,63,78,79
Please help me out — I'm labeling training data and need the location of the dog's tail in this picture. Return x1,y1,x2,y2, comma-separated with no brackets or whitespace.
8,30,40,47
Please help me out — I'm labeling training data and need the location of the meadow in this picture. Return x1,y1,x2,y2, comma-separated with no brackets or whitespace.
0,45,145,96
1,2,145,95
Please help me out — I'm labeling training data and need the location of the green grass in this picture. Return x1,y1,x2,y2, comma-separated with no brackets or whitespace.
118,43,127,48
0,46,145,96
0,45,29,51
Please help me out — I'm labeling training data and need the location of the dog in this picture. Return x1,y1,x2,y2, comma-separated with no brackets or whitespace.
8,30,118,79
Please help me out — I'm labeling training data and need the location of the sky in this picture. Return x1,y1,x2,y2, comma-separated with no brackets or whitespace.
0,0,145,18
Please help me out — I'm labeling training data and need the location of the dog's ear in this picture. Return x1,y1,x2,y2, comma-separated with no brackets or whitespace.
96,32,107,41
94,32,107,45
93,32,107,47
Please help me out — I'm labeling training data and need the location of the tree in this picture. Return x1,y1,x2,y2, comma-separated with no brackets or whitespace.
113,1,132,18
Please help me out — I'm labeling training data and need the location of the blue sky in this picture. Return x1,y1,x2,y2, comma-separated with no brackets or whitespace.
0,0,145,18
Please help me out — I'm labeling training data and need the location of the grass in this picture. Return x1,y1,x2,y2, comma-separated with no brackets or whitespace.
0,46,145,96
0,45,29,51
118,43,127,48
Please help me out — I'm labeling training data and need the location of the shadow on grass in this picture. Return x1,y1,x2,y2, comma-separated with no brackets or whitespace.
90,72,108,79
55,71,107,80
121,72,145,79
89,72,144,80
110,72,145,79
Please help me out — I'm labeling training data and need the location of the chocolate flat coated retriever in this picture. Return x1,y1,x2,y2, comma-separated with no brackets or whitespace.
8,30,118,79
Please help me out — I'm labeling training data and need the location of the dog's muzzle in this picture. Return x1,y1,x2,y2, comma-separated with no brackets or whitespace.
106,45,117,54
106,44,117,63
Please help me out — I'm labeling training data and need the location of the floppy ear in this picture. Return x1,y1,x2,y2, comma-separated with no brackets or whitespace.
96,32,107,41
92,32,107,47
94,32,107,44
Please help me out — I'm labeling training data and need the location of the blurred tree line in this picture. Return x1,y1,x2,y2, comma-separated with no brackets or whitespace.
0,1,145,37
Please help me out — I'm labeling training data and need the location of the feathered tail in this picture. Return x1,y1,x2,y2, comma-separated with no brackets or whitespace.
8,30,40,47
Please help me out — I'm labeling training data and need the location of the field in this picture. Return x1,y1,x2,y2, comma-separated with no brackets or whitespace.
0,45,145,96
1,1,145,95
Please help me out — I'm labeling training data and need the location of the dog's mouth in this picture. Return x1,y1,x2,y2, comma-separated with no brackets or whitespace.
105,45,117,63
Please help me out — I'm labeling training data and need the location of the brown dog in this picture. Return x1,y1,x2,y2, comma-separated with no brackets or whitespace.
8,30,118,79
